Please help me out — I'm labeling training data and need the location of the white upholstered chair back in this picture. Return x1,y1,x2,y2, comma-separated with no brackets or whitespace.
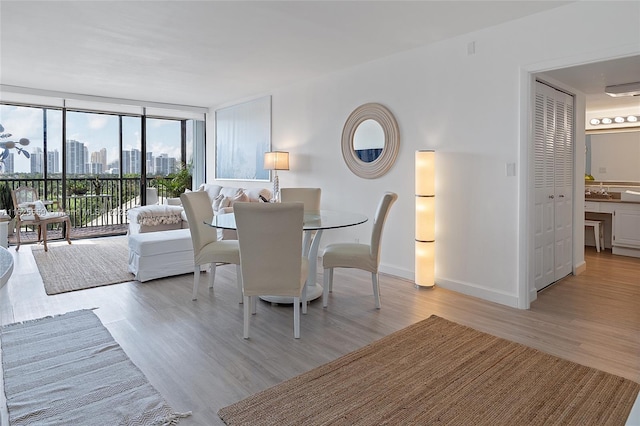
180,191,217,263
234,202,306,297
180,190,242,301
369,192,399,262
234,202,308,338
280,188,321,213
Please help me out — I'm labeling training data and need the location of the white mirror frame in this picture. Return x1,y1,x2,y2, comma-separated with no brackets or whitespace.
341,103,400,179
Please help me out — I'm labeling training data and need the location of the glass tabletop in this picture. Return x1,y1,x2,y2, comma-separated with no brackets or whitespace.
206,209,368,231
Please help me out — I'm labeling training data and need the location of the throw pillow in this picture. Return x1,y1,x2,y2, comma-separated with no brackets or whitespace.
33,200,49,217
225,190,249,207
212,193,226,212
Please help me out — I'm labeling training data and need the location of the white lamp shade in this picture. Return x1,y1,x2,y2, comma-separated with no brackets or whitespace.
415,241,435,287
415,196,435,242
263,151,290,170
415,150,434,196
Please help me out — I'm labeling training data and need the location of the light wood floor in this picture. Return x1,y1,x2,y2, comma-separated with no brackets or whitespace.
1,238,638,425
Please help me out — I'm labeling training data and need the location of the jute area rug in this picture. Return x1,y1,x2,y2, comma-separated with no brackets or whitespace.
218,315,640,426
0,309,190,425
31,236,133,295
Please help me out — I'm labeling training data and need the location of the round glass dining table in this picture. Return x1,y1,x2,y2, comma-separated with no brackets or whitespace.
206,209,368,304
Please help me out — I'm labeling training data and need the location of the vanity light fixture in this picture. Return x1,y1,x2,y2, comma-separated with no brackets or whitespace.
263,151,289,202
589,115,640,126
415,150,435,288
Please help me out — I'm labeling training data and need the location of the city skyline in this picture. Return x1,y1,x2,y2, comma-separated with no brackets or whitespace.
6,139,180,176
1,104,183,174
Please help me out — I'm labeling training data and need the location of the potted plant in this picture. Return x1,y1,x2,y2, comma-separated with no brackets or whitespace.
91,176,103,195
156,163,192,198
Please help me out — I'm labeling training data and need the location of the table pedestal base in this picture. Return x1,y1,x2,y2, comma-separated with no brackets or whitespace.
260,283,323,304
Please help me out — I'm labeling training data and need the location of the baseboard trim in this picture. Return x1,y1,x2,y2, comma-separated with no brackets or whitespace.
379,265,521,308
434,278,520,308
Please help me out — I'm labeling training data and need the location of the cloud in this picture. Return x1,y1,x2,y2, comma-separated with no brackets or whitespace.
88,115,109,130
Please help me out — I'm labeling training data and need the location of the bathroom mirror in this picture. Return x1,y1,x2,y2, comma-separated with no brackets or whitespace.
586,130,640,182
341,103,399,179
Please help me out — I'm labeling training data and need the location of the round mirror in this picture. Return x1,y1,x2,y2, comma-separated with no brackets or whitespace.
341,103,399,179
353,119,385,163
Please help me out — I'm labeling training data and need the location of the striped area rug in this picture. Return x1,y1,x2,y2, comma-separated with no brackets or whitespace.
218,315,639,426
0,310,190,425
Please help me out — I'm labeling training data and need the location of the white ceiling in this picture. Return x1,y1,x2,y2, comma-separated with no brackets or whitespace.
539,55,640,112
1,1,579,109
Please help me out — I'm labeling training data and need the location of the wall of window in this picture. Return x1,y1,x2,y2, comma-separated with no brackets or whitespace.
0,97,206,227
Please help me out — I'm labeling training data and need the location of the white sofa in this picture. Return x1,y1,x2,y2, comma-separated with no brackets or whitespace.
127,183,272,237
127,184,271,282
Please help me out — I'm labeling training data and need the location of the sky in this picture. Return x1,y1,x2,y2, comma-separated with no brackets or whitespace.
0,104,182,173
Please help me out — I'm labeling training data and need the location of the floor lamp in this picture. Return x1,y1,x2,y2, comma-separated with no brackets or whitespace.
263,151,289,202
415,150,435,288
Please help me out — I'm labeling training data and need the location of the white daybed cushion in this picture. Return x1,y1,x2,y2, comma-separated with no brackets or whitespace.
127,205,184,227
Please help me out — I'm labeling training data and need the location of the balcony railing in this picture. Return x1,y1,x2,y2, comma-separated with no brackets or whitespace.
1,177,173,233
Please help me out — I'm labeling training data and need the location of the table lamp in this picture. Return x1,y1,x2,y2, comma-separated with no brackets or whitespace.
263,151,289,202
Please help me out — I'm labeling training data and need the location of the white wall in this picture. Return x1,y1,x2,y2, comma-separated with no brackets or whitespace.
206,2,640,308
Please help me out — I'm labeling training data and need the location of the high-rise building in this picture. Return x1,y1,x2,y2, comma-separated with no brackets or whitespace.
90,148,107,172
30,147,44,174
1,153,14,174
130,149,141,174
47,149,60,174
146,152,154,175
87,162,103,174
154,153,168,176
66,140,87,174
107,159,119,175
122,150,131,174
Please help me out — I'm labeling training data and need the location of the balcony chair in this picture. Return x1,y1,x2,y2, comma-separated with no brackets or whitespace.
321,192,398,309
180,191,242,302
11,186,71,252
234,202,308,339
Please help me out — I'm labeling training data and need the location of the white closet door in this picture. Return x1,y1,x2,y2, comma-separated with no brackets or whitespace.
534,81,574,291
553,92,574,280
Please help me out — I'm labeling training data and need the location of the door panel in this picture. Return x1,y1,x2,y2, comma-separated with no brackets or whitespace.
533,81,574,291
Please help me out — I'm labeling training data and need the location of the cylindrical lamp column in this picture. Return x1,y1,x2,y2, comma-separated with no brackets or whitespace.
415,150,435,287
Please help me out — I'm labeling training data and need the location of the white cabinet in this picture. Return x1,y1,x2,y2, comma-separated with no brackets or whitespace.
585,200,640,257
613,204,640,257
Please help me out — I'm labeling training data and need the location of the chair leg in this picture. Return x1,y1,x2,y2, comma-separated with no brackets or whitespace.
301,282,308,314
14,222,21,251
65,218,72,245
236,264,243,304
251,295,257,314
329,268,334,292
293,296,301,339
323,268,331,308
209,263,216,289
192,265,201,300
372,272,381,309
243,295,251,339
42,224,49,252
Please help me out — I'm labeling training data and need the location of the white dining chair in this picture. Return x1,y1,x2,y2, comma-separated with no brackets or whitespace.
280,187,321,313
321,192,398,309
180,191,242,302
234,202,308,339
